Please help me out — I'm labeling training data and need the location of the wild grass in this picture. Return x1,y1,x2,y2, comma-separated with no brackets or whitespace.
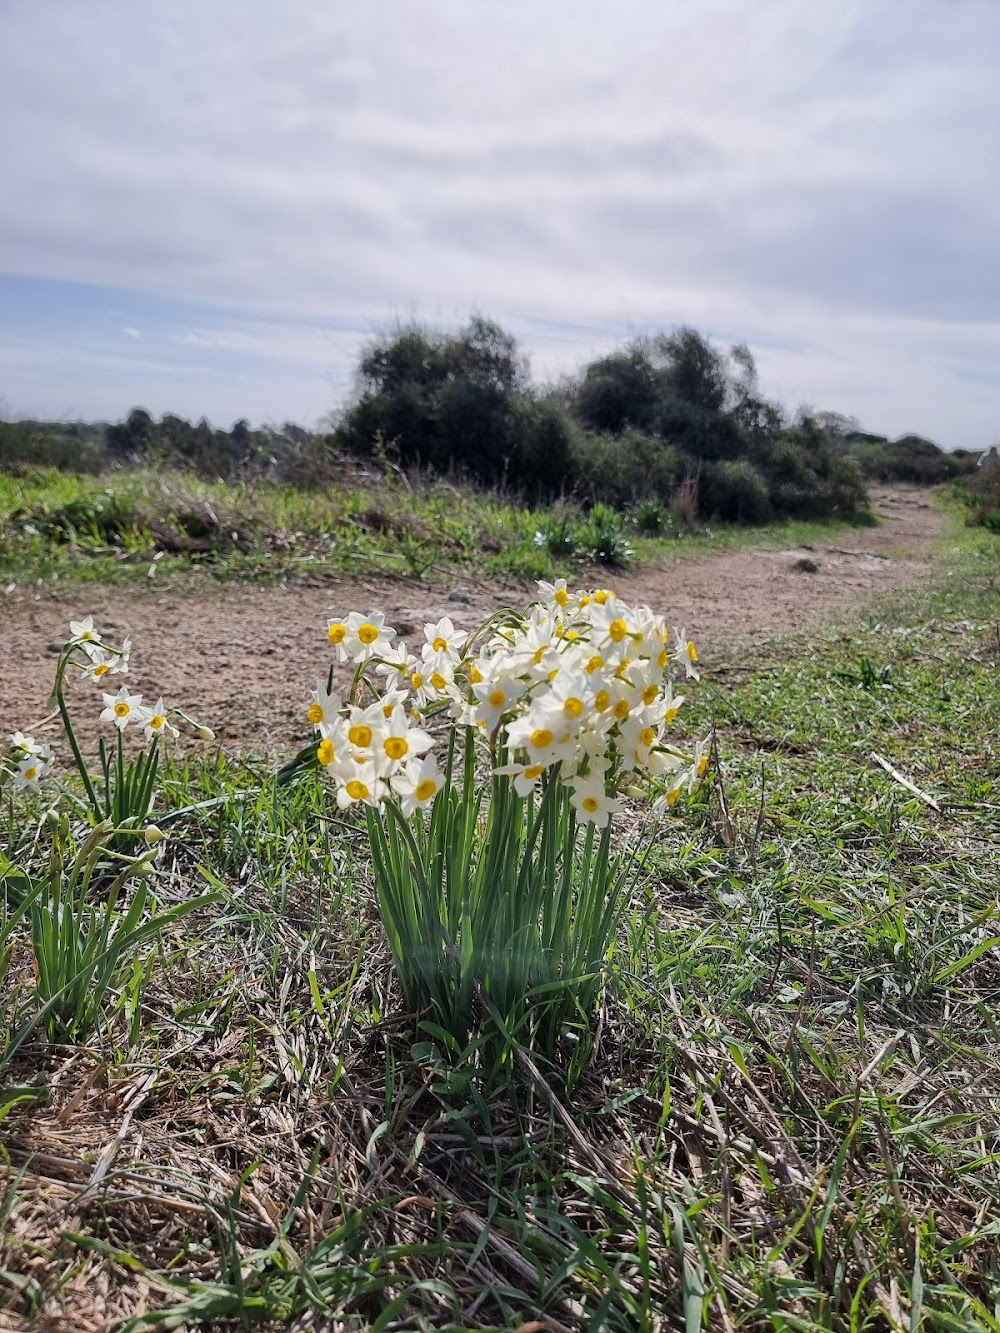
1,510,998,1328
1,464,876,592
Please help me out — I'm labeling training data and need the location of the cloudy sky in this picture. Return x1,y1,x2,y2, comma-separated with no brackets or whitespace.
1,0,998,447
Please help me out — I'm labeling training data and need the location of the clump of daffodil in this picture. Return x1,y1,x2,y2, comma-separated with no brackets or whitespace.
306,588,708,1069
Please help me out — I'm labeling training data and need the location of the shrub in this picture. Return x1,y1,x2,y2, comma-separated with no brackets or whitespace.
700,459,772,523
575,503,633,567
569,430,681,507
631,497,671,534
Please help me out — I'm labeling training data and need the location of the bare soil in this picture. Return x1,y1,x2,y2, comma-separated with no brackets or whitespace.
3,487,942,756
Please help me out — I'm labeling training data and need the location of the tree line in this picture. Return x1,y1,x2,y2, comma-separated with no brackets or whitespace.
2,317,977,523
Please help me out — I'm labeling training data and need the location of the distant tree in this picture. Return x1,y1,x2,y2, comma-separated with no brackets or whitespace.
231,418,251,448
107,407,155,459
574,347,658,434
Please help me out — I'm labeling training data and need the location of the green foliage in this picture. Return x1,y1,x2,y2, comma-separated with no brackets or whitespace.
24,818,211,1043
631,496,671,534
846,431,978,483
700,458,771,522
569,428,682,507
575,502,633,566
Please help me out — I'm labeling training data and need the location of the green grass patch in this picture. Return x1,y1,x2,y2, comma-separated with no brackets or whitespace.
1,464,878,591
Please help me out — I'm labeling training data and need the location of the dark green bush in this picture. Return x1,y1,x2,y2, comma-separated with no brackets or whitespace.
700,459,772,523
569,430,681,507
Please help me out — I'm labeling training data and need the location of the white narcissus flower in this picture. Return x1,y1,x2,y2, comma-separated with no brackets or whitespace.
139,697,171,742
100,685,144,732
9,731,43,756
69,615,101,646
307,683,341,732
374,643,417,693
346,702,388,759
472,671,525,732
335,760,387,809
535,578,572,611
422,617,466,660
108,637,132,675
568,778,622,828
374,706,433,774
494,758,547,796
81,647,117,683
675,629,700,681
315,716,350,772
391,754,443,816
13,745,53,790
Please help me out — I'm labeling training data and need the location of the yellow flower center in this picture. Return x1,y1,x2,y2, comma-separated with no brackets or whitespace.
665,706,678,723
429,672,447,691
533,646,546,665
594,591,608,605
307,703,324,725
411,671,423,689
358,623,379,645
609,618,627,643
469,665,482,684
666,788,680,806
349,724,372,747
25,766,38,782
328,623,346,644
384,736,408,760
687,641,698,662
82,630,96,641
554,587,570,607
488,689,506,708
114,702,130,717
317,739,334,766
415,778,437,801
641,726,655,747
585,655,603,674
658,649,668,669
383,703,394,717
548,668,559,681
433,636,448,651
595,689,610,712
346,779,369,800
150,714,166,731
613,700,630,720
642,684,659,706
563,697,584,718
530,728,554,749
697,754,709,776
582,795,599,813
615,659,631,679
579,595,591,607
523,764,543,781
94,663,110,678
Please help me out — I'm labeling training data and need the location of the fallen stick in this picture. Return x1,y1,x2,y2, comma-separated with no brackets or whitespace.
869,752,940,811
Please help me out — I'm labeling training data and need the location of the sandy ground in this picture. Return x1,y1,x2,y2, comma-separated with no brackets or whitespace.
2,486,942,756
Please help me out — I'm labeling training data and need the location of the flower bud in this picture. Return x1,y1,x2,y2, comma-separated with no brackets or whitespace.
132,859,155,877
197,725,215,741
623,785,645,801
143,824,167,844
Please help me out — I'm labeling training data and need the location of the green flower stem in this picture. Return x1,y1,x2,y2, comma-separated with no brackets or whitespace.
53,651,102,819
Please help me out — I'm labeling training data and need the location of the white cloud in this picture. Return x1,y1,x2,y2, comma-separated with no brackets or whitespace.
1,0,998,444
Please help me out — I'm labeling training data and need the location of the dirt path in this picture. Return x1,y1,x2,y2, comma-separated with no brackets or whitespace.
3,487,942,756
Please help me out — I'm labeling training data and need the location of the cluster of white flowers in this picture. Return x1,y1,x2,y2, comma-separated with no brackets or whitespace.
70,615,132,683
7,731,55,790
314,582,709,825
66,616,177,742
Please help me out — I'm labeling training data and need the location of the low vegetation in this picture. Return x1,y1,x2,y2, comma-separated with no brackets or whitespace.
1,501,999,1328
0,463,882,592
